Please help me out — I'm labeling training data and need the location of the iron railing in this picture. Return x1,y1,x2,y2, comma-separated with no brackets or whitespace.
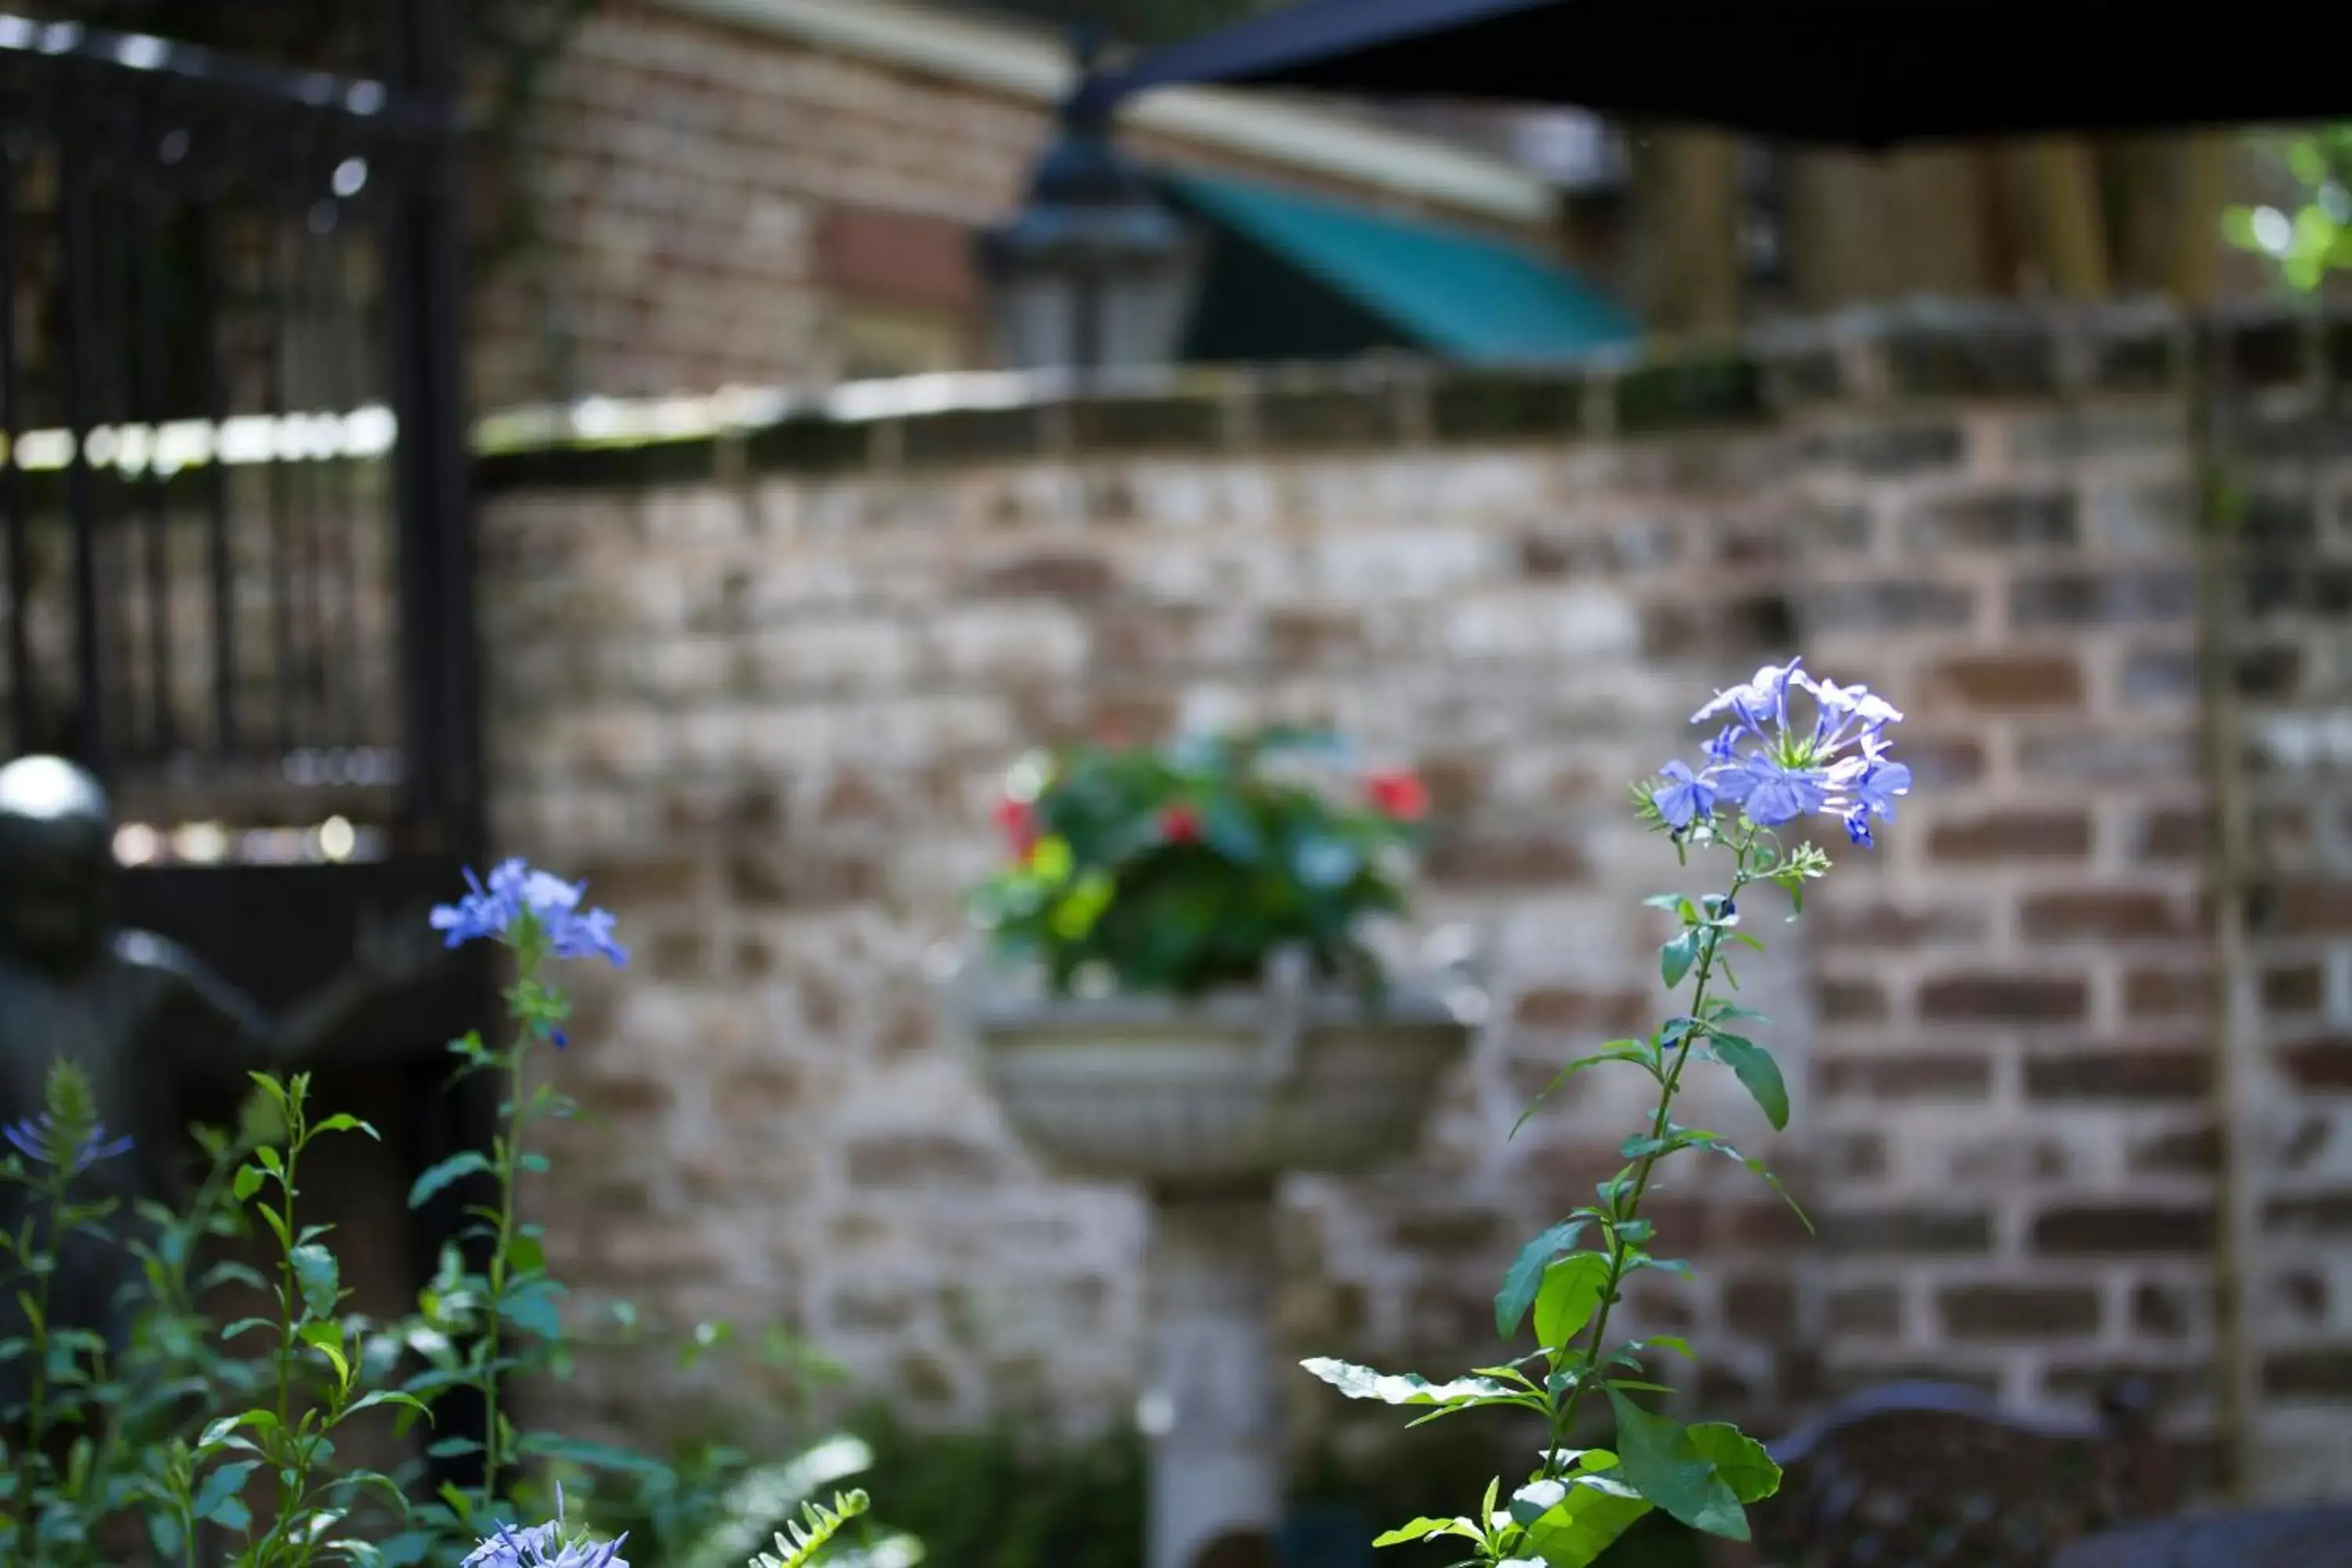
0,6,477,852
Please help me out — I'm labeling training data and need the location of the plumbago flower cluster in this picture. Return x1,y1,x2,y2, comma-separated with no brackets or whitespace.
0,859,877,1568
1303,661,1909,1566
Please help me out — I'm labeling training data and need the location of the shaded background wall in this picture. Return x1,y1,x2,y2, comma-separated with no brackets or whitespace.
475,307,2352,1499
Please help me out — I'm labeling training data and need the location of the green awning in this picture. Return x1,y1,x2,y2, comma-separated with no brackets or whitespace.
1161,169,1637,364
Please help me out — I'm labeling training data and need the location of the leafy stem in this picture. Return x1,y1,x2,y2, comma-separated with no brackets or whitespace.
477,1019,532,1508
1555,851,1753,1466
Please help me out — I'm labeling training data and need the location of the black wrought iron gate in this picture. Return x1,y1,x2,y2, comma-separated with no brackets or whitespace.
0,1,492,1471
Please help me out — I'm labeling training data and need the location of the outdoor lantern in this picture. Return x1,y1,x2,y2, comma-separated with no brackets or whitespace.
977,38,1203,375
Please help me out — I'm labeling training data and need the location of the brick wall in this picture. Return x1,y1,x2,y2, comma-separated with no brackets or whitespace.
471,1,1550,408
474,304,2352,1499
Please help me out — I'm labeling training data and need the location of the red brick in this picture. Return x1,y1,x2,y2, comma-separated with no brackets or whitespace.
2131,1122,2222,1174
2263,964,2326,1014
1827,1287,1902,1335
2031,1203,2213,1255
1927,809,2092,863
976,552,1116,600
2264,1194,2352,1233
1722,1276,1798,1337
1920,974,2087,1023
2274,880,2352,935
1927,653,2085,710
2138,808,2208,862
2132,1281,2199,1337
2260,1351,2352,1398
2125,967,2216,1020
2024,1048,2211,1102
2278,1039,2352,1089
1821,1208,1993,1254
1512,987,1650,1034
1426,833,1589,888
1820,1052,1992,1100
1812,902,1991,948
1940,1284,2103,1339
1820,979,1889,1024
2020,891,2187,942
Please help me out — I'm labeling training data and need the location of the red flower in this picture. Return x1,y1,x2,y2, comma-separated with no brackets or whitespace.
1159,804,1203,844
1367,770,1430,821
994,797,1039,860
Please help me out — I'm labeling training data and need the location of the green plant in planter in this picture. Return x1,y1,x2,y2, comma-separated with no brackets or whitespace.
969,730,1432,997
1302,661,1911,1566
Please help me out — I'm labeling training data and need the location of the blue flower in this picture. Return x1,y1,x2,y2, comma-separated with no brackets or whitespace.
1690,659,1803,739
430,858,629,967
4,1114,133,1175
1657,660,1907,848
463,1521,630,1568
1830,740,1912,842
1651,759,1716,830
1734,758,1829,826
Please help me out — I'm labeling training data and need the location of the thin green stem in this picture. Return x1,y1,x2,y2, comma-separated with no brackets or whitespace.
270,1119,304,1566
477,1027,531,1509
16,1188,63,1553
1549,837,1755,1460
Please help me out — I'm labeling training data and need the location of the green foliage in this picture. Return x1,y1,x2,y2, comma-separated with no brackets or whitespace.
1301,804,1835,1566
858,1416,1145,1568
2226,126,2352,291
968,731,1427,998
0,905,887,1568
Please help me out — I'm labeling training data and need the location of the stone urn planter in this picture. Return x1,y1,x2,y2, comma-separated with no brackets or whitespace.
948,949,1481,1568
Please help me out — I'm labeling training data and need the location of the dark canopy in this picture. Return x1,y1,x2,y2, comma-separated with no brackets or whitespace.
1080,0,2352,147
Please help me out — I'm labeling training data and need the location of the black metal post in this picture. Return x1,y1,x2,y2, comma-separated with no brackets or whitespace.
194,209,238,760
383,0,496,1501
135,192,176,758
58,142,105,771
0,147,30,757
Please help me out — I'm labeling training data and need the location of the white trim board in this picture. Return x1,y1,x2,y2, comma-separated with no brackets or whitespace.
652,0,1555,227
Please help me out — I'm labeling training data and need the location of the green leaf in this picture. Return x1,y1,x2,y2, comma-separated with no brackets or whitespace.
1659,929,1699,989
1299,1358,1523,1409
291,1244,341,1321
232,1164,267,1203
345,1390,433,1421
1519,1474,1653,1568
1676,1127,1811,1230
1371,1518,1480,1548
1606,1390,1748,1541
499,1281,563,1339
311,1113,379,1140
191,1459,258,1523
508,1233,546,1276
1512,1045,1653,1135
407,1152,492,1210
299,1321,350,1383
1533,1252,1613,1352
1708,1034,1788,1131
1686,1423,1781,1504
1495,1221,1585,1337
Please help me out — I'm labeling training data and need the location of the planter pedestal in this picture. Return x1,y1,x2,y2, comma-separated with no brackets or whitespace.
952,953,1480,1568
1146,1194,1283,1568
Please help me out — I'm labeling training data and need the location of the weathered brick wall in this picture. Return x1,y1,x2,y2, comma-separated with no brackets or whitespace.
473,1,1548,408
2210,327,2352,1497
476,306,2352,1498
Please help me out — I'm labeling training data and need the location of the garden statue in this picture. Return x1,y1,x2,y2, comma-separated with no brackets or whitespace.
0,753,445,1422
